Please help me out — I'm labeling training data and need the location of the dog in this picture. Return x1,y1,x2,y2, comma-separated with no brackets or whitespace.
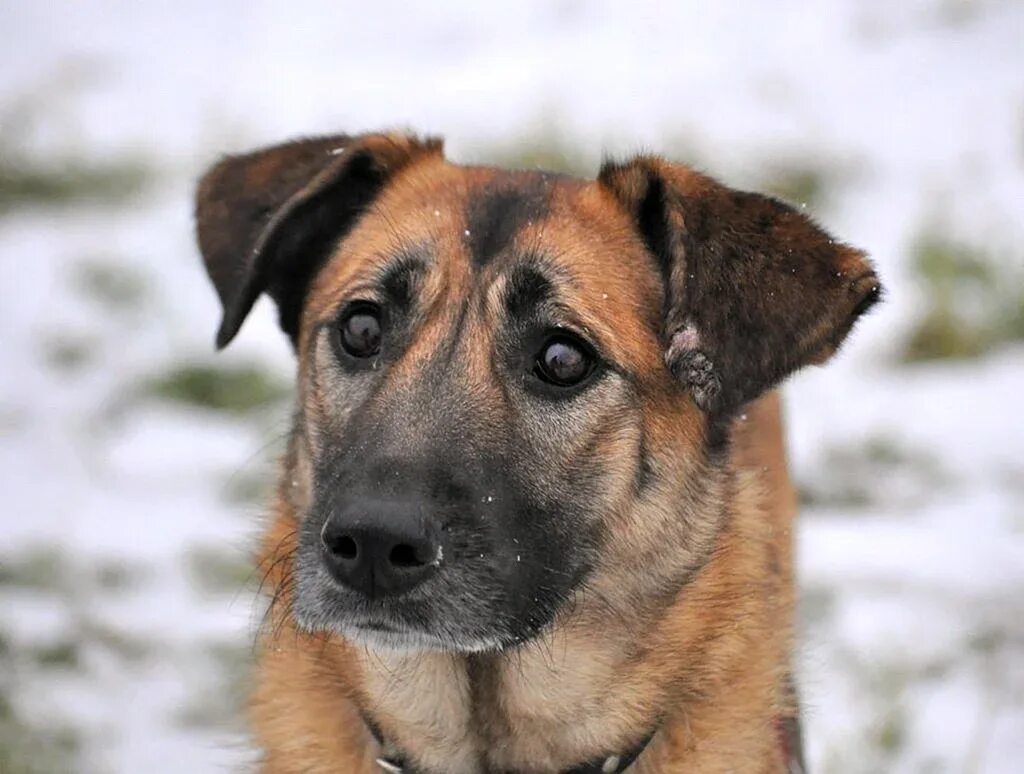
194,131,880,773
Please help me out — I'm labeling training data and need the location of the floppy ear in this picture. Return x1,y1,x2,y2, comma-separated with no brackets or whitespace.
599,156,881,417
195,132,443,348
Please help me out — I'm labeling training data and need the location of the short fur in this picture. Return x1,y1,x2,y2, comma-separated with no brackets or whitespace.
195,131,880,773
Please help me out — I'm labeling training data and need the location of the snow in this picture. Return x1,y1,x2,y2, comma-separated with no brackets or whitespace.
1,0,1022,771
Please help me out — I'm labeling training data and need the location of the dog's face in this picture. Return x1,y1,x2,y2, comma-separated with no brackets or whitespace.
196,132,880,652
288,162,672,651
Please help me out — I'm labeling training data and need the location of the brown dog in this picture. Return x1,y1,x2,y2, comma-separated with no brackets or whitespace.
195,132,880,773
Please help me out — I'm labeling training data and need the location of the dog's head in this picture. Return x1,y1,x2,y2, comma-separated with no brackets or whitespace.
196,132,879,652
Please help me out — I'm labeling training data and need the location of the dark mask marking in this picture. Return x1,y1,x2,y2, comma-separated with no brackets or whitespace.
464,177,553,268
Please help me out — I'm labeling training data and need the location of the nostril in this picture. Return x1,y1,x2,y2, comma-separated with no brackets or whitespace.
388,542,426,569
322,528,359,561
336,535,358,560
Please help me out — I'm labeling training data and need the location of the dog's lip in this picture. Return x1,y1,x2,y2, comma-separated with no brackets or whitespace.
340,619,502,653
343,615,416,634
340,618,452,650
352,619,401,632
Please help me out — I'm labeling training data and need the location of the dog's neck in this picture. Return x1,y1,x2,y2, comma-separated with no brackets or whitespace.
350,597,667,772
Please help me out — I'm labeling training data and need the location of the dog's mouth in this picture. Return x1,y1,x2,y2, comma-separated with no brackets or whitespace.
292,557,513,653
335,616,504,653
293,561,550,654
340,617,418,648
354,619,401,633
292,506,591,654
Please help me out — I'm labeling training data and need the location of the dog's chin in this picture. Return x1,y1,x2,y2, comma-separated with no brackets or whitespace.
338,622,506,654
293,610,508,653
292,557,571,655
291,589,515,654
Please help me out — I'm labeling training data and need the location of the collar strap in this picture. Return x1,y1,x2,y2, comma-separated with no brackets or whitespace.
562,733,654,774
367,719,654,774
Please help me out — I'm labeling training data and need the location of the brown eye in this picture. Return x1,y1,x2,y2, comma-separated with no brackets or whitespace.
535,336,594,387
339,304,382,358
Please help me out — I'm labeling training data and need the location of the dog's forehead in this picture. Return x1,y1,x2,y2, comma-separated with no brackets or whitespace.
303,160,667,372
306,160,665,361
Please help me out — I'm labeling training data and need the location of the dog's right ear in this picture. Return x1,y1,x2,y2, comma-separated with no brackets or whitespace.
599,156,880,417
195,132,443,348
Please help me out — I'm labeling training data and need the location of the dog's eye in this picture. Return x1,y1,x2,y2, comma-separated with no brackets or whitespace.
338,304,382,358
534,335,594,387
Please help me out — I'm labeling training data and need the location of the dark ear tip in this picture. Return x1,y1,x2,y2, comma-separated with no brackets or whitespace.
214,317,239,350
849,272,884,321
596,158,625,181
597,155,656,191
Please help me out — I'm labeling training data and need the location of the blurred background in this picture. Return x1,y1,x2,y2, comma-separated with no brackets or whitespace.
1,1,1022,771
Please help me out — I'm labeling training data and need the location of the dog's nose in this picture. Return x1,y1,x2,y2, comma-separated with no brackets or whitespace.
320,503,442,598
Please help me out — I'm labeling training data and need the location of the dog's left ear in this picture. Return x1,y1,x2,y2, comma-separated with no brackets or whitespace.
599,156,881,416
195,132,443,349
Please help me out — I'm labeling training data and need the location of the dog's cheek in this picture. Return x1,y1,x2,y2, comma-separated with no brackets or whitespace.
281,428,316,516
513,381,644,532
298,335,335,462
422,560,518,647
492,385,643,629
301,331,376,463
288,497,331,623
586,406,729,615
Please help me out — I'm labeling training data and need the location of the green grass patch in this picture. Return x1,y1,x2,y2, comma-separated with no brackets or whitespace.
0,156,154,213
222,467,274,506
476,119,597,177
799,434,947,510
0,65,156,214
185,545,252,596
43,334,97,373
900,230,1024,362
862,665,914,759
757,155,862,213
73,258,149,312
140,361,290,416
0,407,27,436
0,652,80,774
0,548,64,591
797,585,836,631
874,709,906,754
174,640,250,730
471,120,707,180
30,639,81,669
0,147,154,211
0,698,80,774
80,620,154,665
762,164,833,210
1,549,147,596
93,559,147,592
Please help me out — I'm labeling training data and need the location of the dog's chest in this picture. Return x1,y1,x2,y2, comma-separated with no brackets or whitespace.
355,634,648,773
355,649,478,772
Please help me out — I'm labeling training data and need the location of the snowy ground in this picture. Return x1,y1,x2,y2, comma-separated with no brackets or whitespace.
1,1,1022,772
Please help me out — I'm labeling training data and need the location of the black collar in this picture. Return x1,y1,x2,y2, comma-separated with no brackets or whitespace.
365,717,655,774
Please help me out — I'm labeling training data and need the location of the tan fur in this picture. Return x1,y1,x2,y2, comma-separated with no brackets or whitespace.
192,135,875,773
